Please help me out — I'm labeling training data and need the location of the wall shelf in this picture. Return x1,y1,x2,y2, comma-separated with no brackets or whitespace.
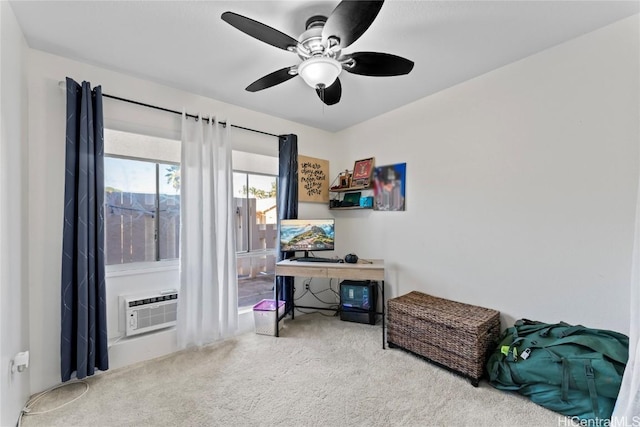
329,166,374,210
330,185,371,193
329,205,370,211
329,186,373,210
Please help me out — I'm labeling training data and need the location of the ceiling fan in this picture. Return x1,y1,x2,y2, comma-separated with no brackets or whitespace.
221,0,414,106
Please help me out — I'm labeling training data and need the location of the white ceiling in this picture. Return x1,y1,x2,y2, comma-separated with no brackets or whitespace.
9,0,640,132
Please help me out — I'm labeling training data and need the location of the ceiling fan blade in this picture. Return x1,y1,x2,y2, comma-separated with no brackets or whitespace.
221,12,298,52
246,67,297,92
342,52,414,76
315,78,342,105
322,1,384,49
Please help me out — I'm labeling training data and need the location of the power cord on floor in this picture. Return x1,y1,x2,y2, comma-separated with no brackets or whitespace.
17,379,90,426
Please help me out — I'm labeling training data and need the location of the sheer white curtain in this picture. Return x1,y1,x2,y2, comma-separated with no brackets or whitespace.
177,112,238,348
612,184,640,421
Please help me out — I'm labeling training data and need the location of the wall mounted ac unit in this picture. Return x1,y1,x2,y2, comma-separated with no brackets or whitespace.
123,290,178,337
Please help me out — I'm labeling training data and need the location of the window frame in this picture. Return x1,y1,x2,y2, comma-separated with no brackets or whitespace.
233,169,279,309
104,153,181,270
233,169,278,257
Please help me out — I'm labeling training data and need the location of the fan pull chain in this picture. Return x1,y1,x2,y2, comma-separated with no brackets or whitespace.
319,86,325,115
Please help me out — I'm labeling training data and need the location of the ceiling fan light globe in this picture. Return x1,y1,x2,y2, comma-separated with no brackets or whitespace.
298,57,342,89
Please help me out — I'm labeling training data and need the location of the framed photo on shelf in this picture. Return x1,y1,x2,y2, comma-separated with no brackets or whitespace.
351,157,374,187
339,170,352,188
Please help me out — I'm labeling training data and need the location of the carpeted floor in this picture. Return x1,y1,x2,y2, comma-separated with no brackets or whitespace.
19,313,562,426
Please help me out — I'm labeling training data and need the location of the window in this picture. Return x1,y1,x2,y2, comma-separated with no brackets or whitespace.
103,128,181,268
104,157,180,265
233,172,278,307
104,130,278,310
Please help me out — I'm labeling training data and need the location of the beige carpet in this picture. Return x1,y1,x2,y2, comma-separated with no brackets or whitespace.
20,313,561,426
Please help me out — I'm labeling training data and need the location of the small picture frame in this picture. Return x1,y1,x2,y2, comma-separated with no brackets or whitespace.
339,170,351,188
351,157,374,187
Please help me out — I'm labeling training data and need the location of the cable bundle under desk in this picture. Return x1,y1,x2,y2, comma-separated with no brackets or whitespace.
274,259,386,349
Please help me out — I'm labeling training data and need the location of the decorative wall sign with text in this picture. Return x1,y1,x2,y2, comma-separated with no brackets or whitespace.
298,155,329,203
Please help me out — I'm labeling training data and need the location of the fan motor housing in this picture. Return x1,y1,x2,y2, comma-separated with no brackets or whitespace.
305,15,326,29
298,15,341,59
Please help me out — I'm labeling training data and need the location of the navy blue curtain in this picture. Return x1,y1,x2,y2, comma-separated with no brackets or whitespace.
276,134,298,313
60,77,109,382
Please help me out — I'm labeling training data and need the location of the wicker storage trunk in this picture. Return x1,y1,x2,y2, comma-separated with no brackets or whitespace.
387,291,501,386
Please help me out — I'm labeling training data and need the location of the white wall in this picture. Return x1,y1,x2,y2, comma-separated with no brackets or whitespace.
26,49,339,393
0,1,30,425
336,15,639,334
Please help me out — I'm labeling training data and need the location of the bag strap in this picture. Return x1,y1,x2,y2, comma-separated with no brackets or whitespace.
513,321,571,338
557,325,585,337
507,338,524,361
541,335,628,365
561,358,570,402
509,322,628,365
584,360,600,418
488,354,525,391
515,318,542,327
538,322,572,337
559,357,601,418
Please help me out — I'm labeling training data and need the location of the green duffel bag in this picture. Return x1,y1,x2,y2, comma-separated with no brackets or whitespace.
486,319,629,421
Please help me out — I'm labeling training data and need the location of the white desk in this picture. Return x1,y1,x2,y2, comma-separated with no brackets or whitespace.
275,259,386,348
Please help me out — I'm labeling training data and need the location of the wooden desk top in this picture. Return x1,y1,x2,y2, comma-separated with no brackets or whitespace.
275,259,384,281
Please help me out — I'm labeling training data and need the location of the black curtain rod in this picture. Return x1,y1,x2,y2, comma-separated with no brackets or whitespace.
102,93,280,138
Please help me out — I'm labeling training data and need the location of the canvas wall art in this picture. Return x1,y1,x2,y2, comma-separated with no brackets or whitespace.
373,163,406,211
298,155,329,203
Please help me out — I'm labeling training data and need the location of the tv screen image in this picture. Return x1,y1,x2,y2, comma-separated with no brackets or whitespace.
279,219,335,252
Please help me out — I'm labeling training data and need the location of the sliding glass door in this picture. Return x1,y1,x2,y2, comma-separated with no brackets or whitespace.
233,172,278,308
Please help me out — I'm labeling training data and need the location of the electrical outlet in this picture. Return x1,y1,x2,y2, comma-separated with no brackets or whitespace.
11,351,29,373
305,283,310,290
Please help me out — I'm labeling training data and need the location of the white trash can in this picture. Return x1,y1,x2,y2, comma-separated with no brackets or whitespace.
252,299,285,336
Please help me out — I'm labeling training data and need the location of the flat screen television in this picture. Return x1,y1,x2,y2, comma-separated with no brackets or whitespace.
279,218,335,256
